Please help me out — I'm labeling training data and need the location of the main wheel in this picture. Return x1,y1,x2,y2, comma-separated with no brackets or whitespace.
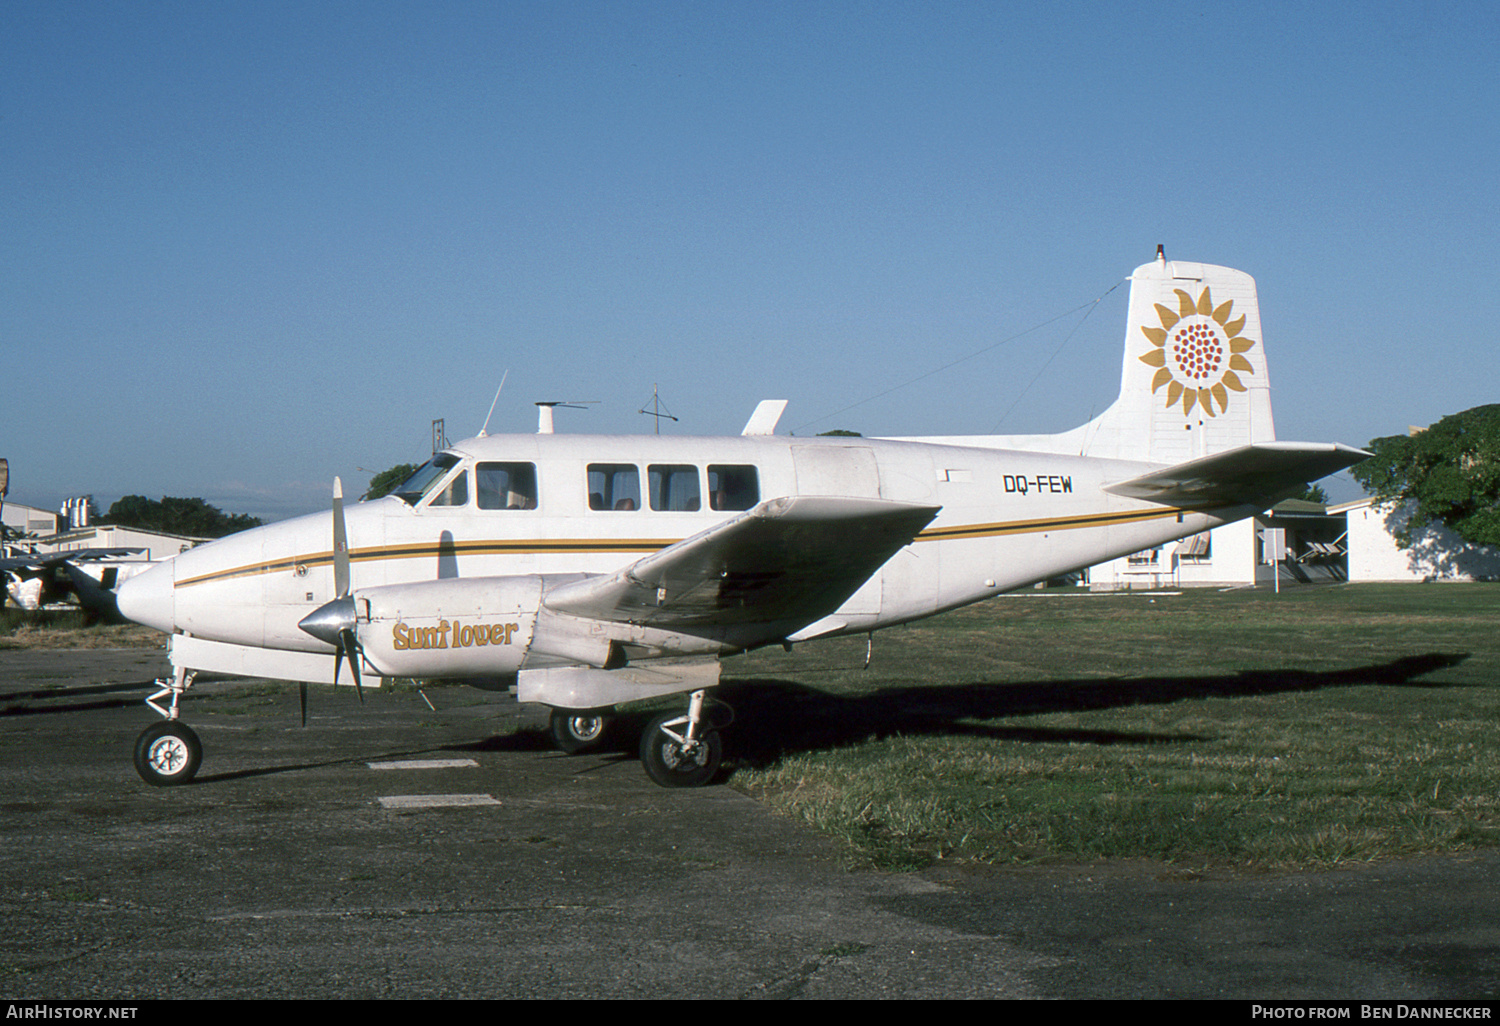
639,711,722,788
134,722,202,786
549,708,613,754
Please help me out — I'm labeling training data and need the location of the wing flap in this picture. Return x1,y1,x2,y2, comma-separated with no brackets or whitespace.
1104,442,1369,507
543,496,940,629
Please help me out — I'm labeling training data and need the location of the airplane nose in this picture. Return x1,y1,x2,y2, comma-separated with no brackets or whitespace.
115,560,175,633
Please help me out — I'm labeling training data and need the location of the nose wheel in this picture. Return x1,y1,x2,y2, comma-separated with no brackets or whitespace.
134,721,202,786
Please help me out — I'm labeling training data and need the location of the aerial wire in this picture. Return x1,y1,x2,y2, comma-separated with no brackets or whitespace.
791,277,1126,435
987,277,1124,433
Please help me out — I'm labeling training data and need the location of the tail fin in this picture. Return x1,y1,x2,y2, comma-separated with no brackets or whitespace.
888,253,1277,463
1071,252,1275,463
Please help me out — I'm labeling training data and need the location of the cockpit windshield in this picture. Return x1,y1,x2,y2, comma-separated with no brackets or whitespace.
392,454,461,506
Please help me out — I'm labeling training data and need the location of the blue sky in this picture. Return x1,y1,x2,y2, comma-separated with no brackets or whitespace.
3,0,1496,520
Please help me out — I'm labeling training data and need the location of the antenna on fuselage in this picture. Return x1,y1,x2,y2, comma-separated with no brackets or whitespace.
477,371,509,438
638,384,678,435
534,400,598,434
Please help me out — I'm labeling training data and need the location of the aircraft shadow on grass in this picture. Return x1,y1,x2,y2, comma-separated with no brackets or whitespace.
709,651,1473,769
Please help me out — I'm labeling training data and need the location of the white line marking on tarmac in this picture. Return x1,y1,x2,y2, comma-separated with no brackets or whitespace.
367,759,479,770
378,794,500,809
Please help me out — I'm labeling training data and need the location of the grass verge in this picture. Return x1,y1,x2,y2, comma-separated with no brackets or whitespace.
725,583,1500,871
0,609,163,650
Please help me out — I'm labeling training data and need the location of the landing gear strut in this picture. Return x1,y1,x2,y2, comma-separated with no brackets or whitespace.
638,689,731,788
134,667,202,786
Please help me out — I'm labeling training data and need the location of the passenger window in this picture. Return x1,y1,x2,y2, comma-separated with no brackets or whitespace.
477,462,538,510
649,465,702,511
427,468,468,507
708,465,759,511
589,464,640,511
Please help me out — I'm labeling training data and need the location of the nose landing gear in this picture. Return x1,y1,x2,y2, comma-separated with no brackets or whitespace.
134,667,201,786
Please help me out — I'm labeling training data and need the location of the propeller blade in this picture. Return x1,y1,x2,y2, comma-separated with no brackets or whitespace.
299,681,307,727
332,476,350,599
338,627,365,705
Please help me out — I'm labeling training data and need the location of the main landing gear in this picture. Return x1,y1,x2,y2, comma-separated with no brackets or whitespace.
549,708,615,754
134,668,202,786
552,693,738,792
549,689,734,788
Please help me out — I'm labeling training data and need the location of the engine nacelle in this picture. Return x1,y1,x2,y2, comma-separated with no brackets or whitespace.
357,576,542,679
353,573,619,681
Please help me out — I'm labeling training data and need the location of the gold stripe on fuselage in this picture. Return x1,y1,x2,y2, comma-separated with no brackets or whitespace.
174,505,1203,590
175,538,677,589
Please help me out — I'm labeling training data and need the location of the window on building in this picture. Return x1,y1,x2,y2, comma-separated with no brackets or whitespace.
1178,532,1212,562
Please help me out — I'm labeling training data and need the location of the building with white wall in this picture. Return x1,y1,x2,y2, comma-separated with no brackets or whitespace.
1088,500,1348,590
37,524,204,563
1338,498,1500,582
2,500,59,538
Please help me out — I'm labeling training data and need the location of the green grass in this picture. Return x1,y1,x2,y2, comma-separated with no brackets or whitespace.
725,584,1500,871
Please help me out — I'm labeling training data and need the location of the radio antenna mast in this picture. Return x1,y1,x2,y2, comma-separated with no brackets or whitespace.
478,370,509,437
638,384,678,435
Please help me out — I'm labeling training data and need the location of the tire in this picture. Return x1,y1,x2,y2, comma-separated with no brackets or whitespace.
549,708,613,755
134,722,202,786
638,711,722,788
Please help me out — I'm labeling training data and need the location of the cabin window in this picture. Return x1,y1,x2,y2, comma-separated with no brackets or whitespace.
589,464,641,511
649,465,702,511
394,454,461,506
477,462,538,510
427,468,468,507
708,465,759,511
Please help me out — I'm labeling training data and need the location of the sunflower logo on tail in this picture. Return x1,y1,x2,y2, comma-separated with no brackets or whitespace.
1138,287,1257,417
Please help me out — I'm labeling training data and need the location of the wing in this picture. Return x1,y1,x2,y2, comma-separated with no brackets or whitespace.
543,495,940,630
0,547,144,570
1104,442,1369,508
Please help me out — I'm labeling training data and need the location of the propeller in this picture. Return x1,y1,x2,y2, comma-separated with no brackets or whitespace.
296,477,365,723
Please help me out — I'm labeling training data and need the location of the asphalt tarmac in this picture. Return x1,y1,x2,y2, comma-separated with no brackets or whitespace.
3,648,1499,1002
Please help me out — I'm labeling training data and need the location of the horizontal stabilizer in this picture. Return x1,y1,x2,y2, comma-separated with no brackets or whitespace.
1104,442,1369,508
544,495,940,629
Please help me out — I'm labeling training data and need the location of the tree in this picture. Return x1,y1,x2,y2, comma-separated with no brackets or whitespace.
1350,404,1500,547
102,496,262,539
1297,484,1329,505
364,463,419,501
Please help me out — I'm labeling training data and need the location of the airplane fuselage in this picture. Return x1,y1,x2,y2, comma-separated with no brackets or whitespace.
123,431,1253,673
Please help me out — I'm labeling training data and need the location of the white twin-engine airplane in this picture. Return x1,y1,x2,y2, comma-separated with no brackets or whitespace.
117,253,1366,788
